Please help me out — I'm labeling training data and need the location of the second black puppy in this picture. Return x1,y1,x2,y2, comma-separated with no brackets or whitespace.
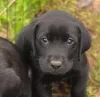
0,37,31,97
15,10,91,97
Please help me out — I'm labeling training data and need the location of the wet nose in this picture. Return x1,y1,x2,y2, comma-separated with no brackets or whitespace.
49,55,64,70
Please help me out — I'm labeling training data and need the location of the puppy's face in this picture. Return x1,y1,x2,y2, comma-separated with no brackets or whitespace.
35,21,79,75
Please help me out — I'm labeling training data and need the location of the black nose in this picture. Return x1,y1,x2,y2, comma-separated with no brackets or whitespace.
49,55,63,70
51,63,61,69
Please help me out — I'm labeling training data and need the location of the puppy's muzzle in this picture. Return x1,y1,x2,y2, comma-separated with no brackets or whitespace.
48,55,64,70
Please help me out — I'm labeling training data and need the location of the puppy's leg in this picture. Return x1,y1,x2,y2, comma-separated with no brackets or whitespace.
20,79,31,97
71,73,88,97
36,83,52,97
32,78,51,97
31,71,52,97
0,68,21,97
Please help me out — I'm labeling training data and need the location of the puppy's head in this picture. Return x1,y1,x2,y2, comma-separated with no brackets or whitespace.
31,10,91,75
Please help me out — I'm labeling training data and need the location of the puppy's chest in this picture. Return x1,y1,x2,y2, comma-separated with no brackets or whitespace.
43,71,79,97
43,75,71,97
52,81,71,97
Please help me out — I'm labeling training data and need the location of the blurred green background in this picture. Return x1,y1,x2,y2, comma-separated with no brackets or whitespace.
0,0,100,97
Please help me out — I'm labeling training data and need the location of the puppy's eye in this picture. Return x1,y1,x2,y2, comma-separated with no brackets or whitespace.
66,38,74,45
41,36,49,44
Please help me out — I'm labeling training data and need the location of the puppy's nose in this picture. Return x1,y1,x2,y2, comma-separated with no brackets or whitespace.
49,56,63,70
50,60,62,69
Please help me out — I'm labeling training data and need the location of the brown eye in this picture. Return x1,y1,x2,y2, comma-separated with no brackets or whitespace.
41,36,49,44
66,38,74,45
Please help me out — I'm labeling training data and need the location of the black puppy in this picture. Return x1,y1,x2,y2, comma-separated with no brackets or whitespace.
0,37,31,97
15,10,91,97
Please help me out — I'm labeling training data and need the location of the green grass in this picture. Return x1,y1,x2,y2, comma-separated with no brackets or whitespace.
0,0,50,41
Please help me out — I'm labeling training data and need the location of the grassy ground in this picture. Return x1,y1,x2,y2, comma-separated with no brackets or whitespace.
0,0,100,97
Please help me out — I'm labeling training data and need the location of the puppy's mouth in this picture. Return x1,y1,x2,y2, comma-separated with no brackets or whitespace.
39,57,73,75
47,70,66,75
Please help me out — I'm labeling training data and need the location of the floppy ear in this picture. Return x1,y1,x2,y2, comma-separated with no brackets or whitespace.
15,19,38,62
78,21,91,55
72,22,91,70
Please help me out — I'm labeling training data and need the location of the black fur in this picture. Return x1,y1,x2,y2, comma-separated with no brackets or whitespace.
0,37,31,97
15,10,91,97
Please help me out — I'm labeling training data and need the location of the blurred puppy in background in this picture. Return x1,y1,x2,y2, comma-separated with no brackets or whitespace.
0,37,31,97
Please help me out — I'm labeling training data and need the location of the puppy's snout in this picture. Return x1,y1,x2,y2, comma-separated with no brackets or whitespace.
49,55,64,70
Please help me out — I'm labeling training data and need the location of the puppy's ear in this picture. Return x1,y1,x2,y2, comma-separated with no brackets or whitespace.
78,21,91,54
15,19,38,61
